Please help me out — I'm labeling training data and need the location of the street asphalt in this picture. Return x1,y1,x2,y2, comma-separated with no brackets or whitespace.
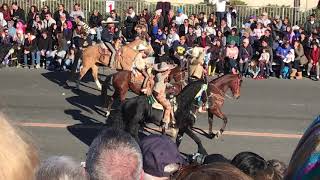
0,67,320,164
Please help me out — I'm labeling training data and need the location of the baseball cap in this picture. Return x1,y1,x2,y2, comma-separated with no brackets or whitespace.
140,134,186,177
177,8,183,14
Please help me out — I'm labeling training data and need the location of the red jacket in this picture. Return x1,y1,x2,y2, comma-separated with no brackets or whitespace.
310,47,320,65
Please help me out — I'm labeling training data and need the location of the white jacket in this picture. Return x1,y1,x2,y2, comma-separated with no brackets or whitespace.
0,12,7,27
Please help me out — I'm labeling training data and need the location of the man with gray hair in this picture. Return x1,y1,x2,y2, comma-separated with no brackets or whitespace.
36,156,86,180
86,128,143,180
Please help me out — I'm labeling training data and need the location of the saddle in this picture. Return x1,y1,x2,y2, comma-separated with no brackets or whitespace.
147,95,177,111
98,43,112,55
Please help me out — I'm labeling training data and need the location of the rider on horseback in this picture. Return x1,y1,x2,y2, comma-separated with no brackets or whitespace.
132,43,152,93
153,62,177,129
101,17,119,67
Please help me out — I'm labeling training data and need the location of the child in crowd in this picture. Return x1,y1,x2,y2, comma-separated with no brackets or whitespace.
248,60,260,79
258,47,270,78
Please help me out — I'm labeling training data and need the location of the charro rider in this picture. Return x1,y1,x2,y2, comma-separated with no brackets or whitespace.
132,43,152,93
153,62,177,129
101,17,119,67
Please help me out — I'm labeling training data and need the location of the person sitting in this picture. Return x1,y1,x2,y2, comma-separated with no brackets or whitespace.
258,47,270,78
173,36,188,69
132,44,152,93
153,62,177,129
226,40,239,74
282,49,295,78
189,47,206,81
101,17,119,67
248,60,260,79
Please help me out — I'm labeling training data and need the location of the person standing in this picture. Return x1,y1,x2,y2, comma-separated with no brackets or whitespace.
209,0,229,25
124,7,138,41
307,41,320,80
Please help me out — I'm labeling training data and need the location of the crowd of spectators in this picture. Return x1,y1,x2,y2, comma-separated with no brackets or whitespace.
1,112,320,180
0,1,319,80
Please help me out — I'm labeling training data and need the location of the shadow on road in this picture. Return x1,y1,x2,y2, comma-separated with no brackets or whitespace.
67,124,104,146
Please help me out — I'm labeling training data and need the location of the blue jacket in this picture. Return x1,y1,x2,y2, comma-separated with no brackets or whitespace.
276,45,292,59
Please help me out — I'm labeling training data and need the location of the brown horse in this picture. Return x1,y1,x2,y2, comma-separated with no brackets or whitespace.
76,39,154,90
101,66,187,116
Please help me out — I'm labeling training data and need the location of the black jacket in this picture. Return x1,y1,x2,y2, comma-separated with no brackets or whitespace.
89,13,103,28
24,37,37,51
178,24,189,37
124,15,138,30
37,36,53,51
101,28,114,42
53,10,70,22
12,7,25,22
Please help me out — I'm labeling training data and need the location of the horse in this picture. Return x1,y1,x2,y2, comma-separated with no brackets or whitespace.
76,39,154,90
101,65,187,117
112,74,242,155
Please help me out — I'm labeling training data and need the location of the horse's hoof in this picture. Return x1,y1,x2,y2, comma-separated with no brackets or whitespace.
104,111,110,117
208,132,215,139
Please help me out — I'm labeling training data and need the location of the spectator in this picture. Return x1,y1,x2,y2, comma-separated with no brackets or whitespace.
194,23,203,37
248,60,260,79
40,5,50,20
204,20,216,39
53,4,70,22
173,36,188,67
185,25,197,48
86,128,143,180
258,12,271,27
196,31,211,48
56,13,68,32
260,39,274,77
239,38,253,76
70,3,85,20
109,10,121,28
154,39,169,63
218,18,230,34
267,159,287,179
89,10,103,42
11,2,25,22
26,5,38,30
140,134,186,179
254,166,282,180
304,14,320,36
0,12,7,27
37,30,53,68
74,16,91,45
226,6,237,28
273,15,282,32
28,13,42,31
189,14,199,27
0,3,11,21
154,28,166,41
152,9,164,29
163,9,175,29
139,8,151,24
227,28,240,46
178,19,189,37
260,29,273,47
175,8,188,26
42,12,56,30
36,156,86,180
276,41,292,78
207,38,225,75
124,6,138,41
292,40,307,79
216,29,227,46
307,41,320,80
258,47,270,78
280,16,290,33
226,40,239,74
166,27,179,48
24,31,40,68
209,0,229,25
231,151,268,177
175,162,253,180
0,113,39,180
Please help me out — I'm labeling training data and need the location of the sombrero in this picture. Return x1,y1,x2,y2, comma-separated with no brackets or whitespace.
153,62,177,72
102,17,119,24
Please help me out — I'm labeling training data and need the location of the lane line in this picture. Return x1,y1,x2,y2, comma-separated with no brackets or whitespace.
18,122,303,139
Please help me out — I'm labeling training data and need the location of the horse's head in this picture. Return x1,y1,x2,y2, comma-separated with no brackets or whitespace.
229,74,242,99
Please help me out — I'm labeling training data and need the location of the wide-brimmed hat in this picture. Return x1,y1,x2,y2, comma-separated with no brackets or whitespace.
101,17,119,24
153,62,177,72
137,44,147,51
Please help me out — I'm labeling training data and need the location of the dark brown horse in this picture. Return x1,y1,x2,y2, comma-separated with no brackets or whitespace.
113,74,242,154
101,66,187,116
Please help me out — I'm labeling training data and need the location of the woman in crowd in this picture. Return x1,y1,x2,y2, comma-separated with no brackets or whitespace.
239,38,253,76
292,40,307,79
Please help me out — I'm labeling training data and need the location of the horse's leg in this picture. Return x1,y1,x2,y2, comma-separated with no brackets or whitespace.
176,129,185,148
77,65,90,89
207,111,215,139
185,128,208,155
92,64,102,90
211,107,228,138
